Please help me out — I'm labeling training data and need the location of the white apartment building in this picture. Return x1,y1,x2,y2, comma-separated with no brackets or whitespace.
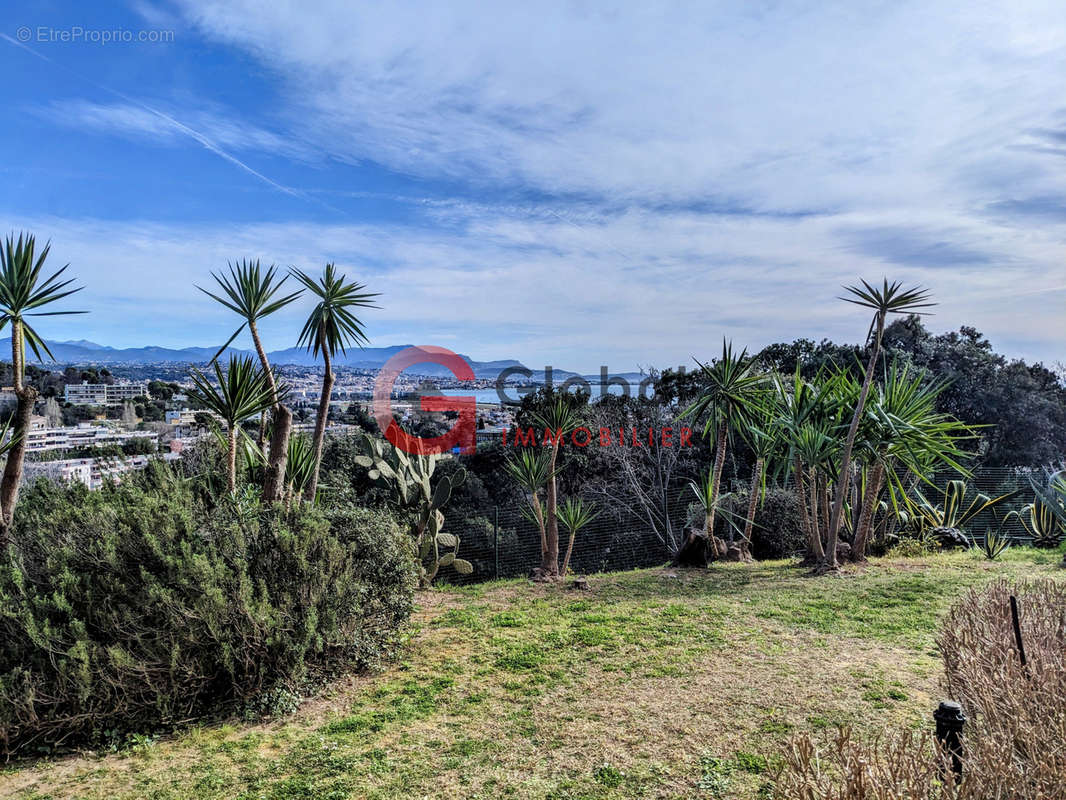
20,416,159,453
64,381,149,406
23,453,181,490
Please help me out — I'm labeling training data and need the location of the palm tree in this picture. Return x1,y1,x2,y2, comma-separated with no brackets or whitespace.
291,264,378,502
776,368,852,563
682,340,764,541
0,233,84,537
504,448,553,565
188,356,277,494
198,259,302,502
738,394,783,559
557,497,598,577
822,280,935,571
848,363,970,560
530,394,583,577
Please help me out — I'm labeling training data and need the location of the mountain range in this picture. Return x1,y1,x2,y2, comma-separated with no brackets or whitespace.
3,339,653,384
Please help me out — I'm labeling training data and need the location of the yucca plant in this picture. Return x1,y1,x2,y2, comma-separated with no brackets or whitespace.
738,393,784,557
0,233,85,538
208,419,263,484
848,362,972,561
530,394,584,577
291,264,378,502
284,434,317,506
824,279,936,572
198,259,302,502
557,497,598,577
774,368,846,562
682,340,765,543
504,448,554,565
188,356,278,494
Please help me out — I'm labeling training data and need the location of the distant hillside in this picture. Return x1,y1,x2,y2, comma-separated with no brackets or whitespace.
3,339,529,379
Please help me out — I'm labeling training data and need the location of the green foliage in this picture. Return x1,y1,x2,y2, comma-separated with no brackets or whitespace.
0,232,86,363
973,527,1011,560
290,263,378,358
1029,467,1066,541
682,339,765,440
285,434,317,502
188,356,278,427
197,259,303,362
720,488,806,559
1016,494,1065,548
909,479,1018,534
356,434,471,586
0,467,415,755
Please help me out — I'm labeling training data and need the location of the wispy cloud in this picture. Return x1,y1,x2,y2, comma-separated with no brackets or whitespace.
39,100,310,163
4,206,1063,370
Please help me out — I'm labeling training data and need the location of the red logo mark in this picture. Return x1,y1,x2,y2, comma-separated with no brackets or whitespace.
372,345,477,454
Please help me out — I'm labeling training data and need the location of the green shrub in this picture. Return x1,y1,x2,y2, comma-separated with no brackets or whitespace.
0,465,416,756
716,488,805,559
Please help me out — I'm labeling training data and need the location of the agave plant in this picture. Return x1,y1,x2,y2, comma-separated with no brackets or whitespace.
1017,469,1065,547
1015,497,1065,548
973,527,1010,560
909,479,1019,539
557,497,598,577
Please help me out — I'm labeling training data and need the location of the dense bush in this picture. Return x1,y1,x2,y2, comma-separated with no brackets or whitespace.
0,465,416,756
687,488,805,560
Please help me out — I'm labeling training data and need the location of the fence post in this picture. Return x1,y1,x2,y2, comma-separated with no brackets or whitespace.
493,505,499,579
934,700,966,781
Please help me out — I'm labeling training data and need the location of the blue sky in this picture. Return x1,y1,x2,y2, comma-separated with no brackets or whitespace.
2,1,1065,373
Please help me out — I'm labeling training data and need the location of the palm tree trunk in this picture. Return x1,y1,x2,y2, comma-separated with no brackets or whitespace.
542,442,561,576
249,320,289,503
304,349,333,502
0,321,36,536
808,467,826,562
794,457,816,563
256,410,267,452
710,422,728,540
742,457,763,556
532,493,547,559
263,405,292,503
227,426,238,494
561,527,577,576
851,460,885,562
823,313,885,571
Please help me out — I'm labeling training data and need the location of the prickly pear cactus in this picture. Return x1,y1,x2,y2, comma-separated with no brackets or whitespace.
356,434,473,586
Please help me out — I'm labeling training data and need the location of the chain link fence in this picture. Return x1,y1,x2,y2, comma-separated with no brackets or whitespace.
438,466,1054,585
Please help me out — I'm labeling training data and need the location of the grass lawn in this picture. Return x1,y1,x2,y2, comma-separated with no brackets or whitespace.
2,548,1062,800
